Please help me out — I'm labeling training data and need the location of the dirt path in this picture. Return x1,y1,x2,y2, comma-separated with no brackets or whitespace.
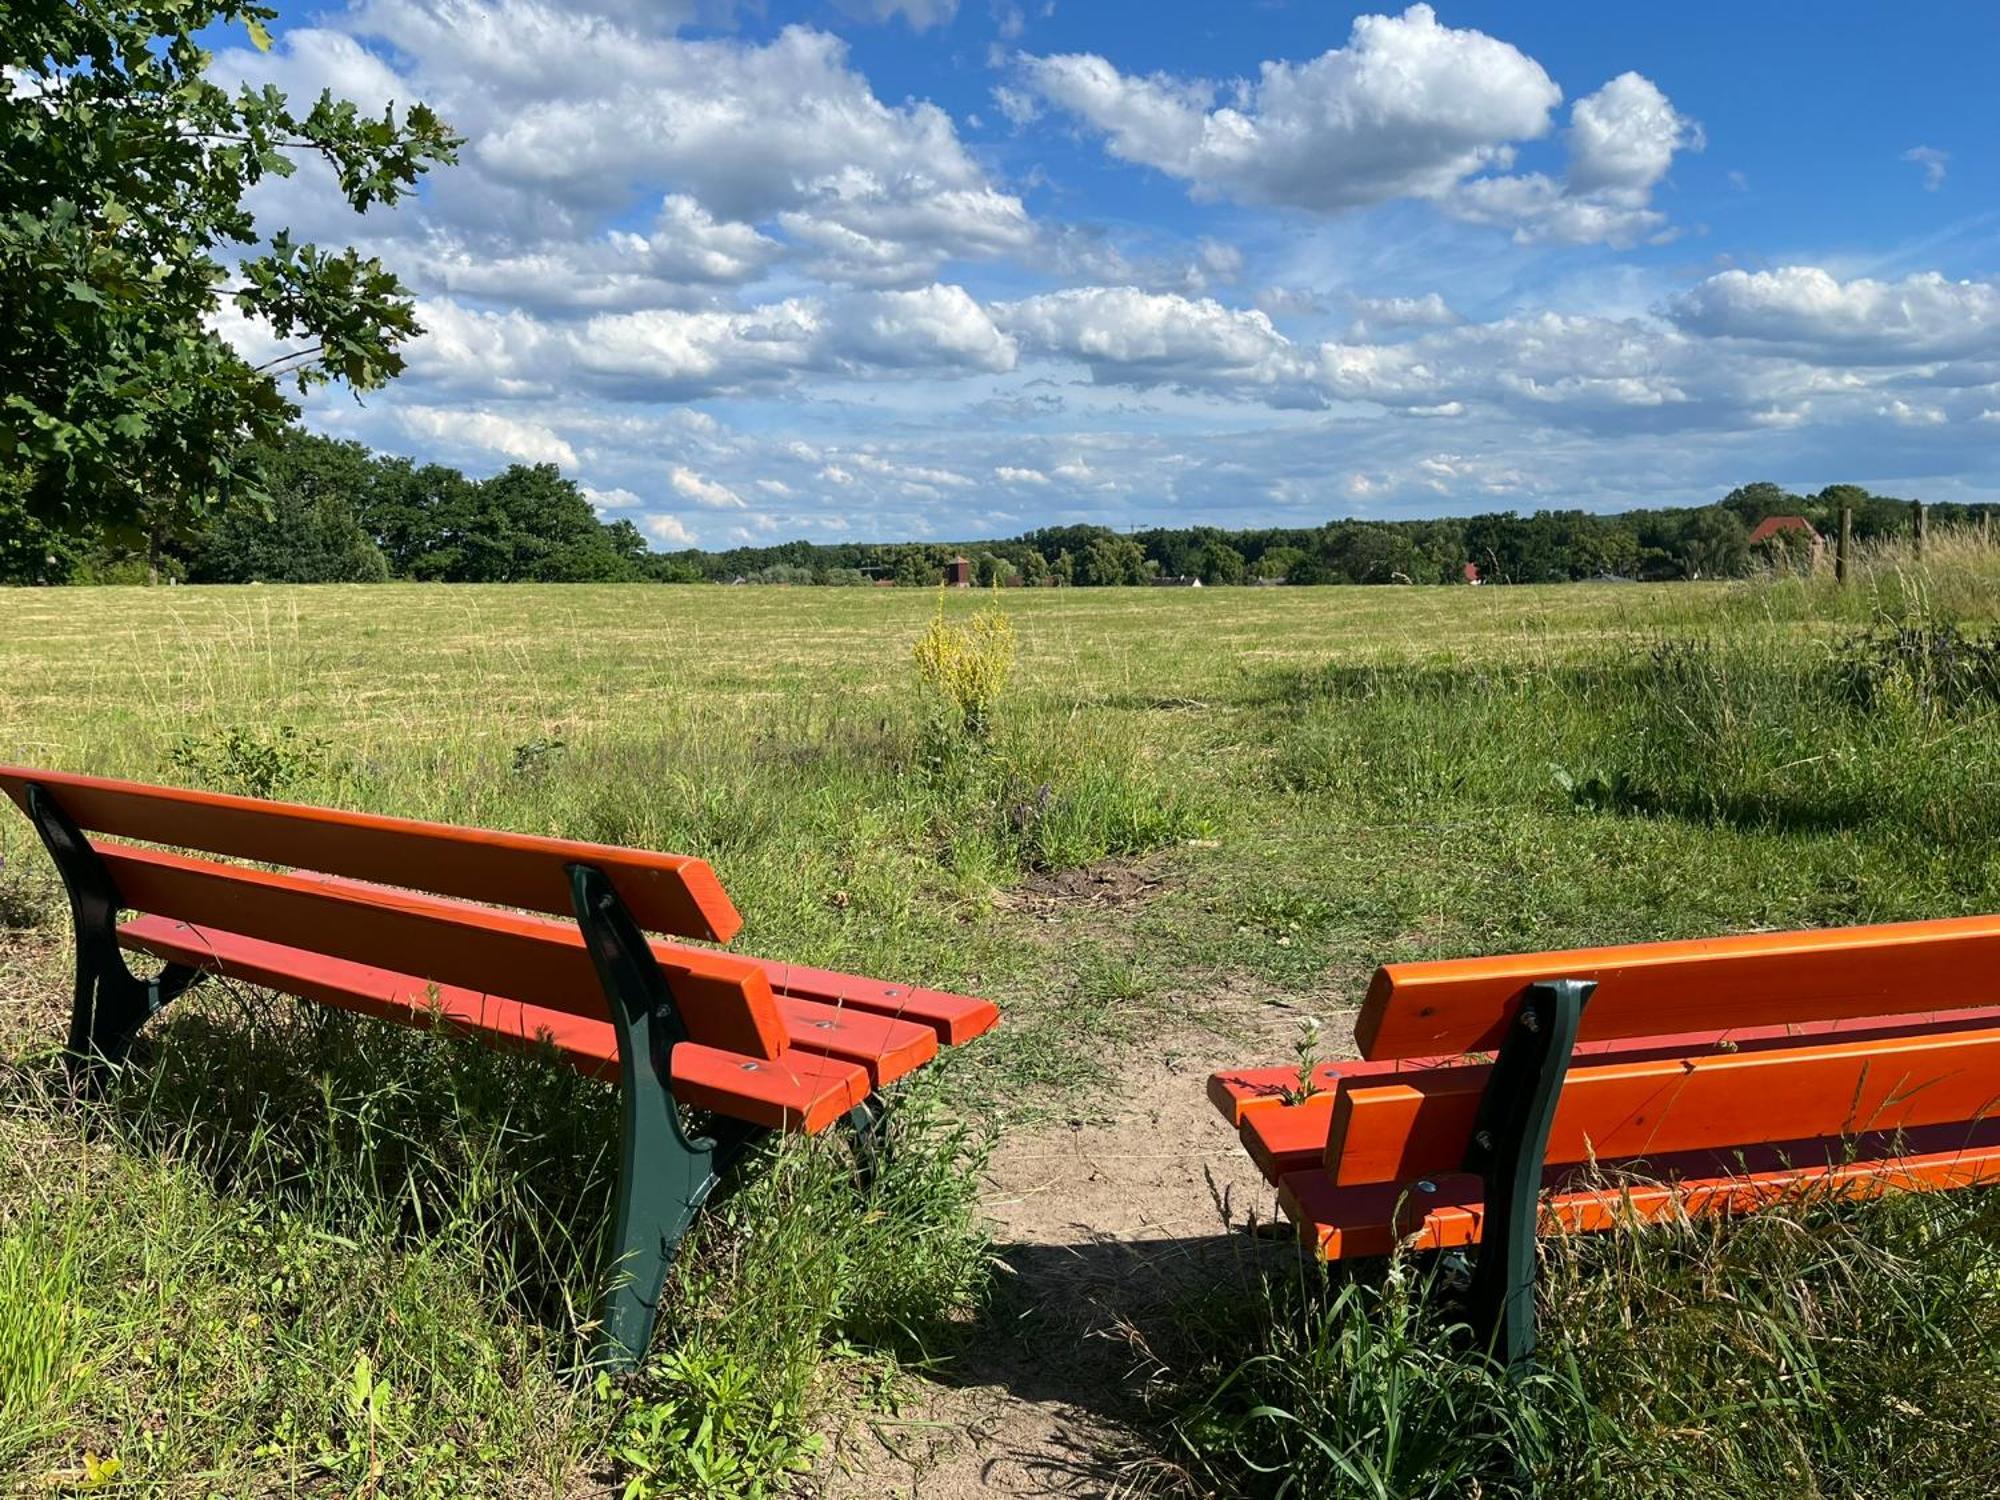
814,1002,1332,1498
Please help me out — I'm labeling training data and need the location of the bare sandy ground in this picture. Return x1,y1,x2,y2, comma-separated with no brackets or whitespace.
812,997,1337,1500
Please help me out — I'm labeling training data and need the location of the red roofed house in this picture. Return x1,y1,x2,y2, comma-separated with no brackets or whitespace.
1747,515,1826,569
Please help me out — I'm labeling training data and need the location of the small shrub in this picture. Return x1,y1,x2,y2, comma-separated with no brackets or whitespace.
607,1345,822,1500
0,872,49,931
509,734,568,780
1835,622,2000,718
912,596,1016,741
168,725,332,800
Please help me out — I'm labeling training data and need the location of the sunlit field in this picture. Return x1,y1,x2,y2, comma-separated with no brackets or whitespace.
4,537,2000,1496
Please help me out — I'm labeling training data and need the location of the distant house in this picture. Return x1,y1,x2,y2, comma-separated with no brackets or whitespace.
945,555,973,587
1150,575,1203,587
1747,515,1826,567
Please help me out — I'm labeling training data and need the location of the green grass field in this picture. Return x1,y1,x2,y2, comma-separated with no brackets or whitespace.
4,537,1999,1496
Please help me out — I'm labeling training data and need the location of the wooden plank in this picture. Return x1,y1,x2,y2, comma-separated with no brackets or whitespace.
1,764,740,943
659,945,1000,1045
1208,1058,1433,1128
121,915,935,1088
1281,1127,2000,1260
1240,1093,1335,1181
1356,913,2000,1059
776,996,937,1085
1327,1025,2000,1187
292,870,998,1050
97,842,787,1060
116,917,865,1131
1222,1008,2000,1173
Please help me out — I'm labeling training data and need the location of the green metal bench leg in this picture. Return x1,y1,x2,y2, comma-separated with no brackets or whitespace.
25,784,203,1089
1460,978,1593,1375
570,862,765,1372
845,1096,889,1189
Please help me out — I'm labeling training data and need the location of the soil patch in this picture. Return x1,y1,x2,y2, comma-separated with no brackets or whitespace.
1007,859,1170,918
814,1002,1314,1498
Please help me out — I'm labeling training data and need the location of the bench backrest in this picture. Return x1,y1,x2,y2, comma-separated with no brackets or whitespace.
2,766,788,1060
1335,918,2000,1185
1355,916,2000,1059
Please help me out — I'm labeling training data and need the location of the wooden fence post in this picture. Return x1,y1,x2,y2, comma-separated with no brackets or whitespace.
1913,500,1928,559
1837,507,1853,585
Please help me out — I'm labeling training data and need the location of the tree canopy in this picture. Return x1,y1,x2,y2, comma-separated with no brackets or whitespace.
1,2,457,538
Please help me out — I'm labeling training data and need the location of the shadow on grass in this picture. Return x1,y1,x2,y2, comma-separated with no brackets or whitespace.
893,1226,1296,1492
23,985,628,1345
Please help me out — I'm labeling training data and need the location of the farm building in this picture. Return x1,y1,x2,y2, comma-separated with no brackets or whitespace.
1747,515,1826,565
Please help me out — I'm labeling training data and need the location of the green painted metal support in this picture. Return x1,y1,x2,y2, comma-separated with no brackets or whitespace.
25,784,202,1090
1460,978,1593,1374
845,1096,889,1189
568,862,764,1373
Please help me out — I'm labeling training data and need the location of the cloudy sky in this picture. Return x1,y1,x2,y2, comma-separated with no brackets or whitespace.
226,2,2000,549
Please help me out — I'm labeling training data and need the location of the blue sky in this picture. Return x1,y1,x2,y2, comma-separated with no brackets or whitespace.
223,2,2000,548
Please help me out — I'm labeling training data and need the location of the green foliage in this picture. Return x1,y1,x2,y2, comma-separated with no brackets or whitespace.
0,1195,90,1469
1,3,458,536
0,471,88,584
1076,532,1149,586
1173,1185,2000,1498
168,723,333,799
189,431,390,582
608,1346,821,1500
912,596,1017,740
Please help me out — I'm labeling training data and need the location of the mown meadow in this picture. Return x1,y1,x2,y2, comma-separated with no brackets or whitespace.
2,532,1999,1496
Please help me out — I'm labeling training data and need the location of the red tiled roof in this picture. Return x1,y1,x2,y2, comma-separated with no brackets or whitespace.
1748,515,1819,545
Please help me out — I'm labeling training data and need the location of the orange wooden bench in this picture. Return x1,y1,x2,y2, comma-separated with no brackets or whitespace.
1210,920,2000,1368
2,766,998,1369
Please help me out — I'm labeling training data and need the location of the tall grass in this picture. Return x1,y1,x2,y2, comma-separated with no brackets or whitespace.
1171,1184,2000,1497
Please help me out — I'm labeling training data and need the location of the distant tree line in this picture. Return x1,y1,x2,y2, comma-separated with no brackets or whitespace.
3,433,1991,588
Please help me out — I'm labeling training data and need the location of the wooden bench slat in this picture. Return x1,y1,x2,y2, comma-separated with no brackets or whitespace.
1,765,741,943
289,870,999,1049
1226,1008,2000,1179
1327,1024,2000,1187
1280,1123,2000,1259
116,917,869,1131
658,946,1001,1046
119,915,937,1087
97,842,789,1060
1356,914,2000,1059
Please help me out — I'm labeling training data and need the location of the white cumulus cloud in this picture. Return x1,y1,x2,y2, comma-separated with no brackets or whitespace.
1667,267,2000,363
1020,5,1560,211
393,405,577,466
668,464,747,509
